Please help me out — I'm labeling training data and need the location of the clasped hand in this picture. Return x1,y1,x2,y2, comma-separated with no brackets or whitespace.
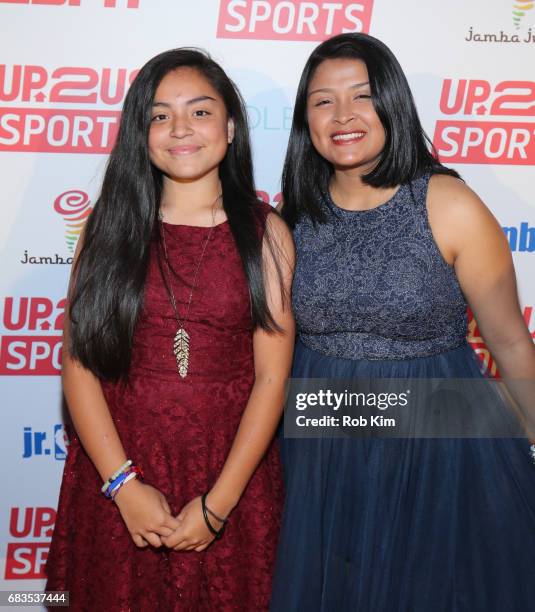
114,481,220,551
161,496,219,552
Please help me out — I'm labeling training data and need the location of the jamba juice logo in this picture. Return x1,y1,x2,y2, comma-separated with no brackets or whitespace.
465,1,535,43
54,189,92,253
513,1,534,29
20,188,92,265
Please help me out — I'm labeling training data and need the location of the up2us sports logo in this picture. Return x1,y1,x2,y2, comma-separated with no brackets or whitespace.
4,507,56,580
0,64,139,153
433,79,535,165
0,297,65,375
217,0,374,41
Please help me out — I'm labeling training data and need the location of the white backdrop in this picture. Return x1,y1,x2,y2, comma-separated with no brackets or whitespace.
1,0,534,598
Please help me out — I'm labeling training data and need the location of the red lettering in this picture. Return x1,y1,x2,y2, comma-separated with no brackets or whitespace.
0,0,138,6
0,65,22,102
3,297,28,330
49,67,99,104
21,65,47,102
463,80,491,115
490,81,535,117
439,79,467,115
33,508,56,538
104,0,138,6
9,508,33,538
100,68,127,105
28,297,53,329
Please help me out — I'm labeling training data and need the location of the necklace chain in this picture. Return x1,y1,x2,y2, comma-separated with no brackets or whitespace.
158,192,222,378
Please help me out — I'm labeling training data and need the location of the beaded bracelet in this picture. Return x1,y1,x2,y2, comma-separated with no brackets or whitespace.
101,459,132,494
201,492,226,540
105,466,143,499
110,469,140,500
102,462,142,499
529,444,535,465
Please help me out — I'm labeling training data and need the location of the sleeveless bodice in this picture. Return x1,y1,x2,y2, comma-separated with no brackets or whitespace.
130,220,254,382
292,173,467,360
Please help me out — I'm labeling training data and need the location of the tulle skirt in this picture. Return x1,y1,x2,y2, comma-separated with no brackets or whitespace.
270,340,535,612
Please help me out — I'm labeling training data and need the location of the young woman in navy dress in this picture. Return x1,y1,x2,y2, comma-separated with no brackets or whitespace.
271,33,535,612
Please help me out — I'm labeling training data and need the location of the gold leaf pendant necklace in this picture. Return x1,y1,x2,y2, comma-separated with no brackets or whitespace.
158,193,222,378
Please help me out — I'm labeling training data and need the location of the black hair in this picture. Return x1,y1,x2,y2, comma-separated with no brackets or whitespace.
69,48,279,381
281,33,460,227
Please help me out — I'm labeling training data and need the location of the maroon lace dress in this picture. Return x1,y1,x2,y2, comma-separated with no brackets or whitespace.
45,203,283,611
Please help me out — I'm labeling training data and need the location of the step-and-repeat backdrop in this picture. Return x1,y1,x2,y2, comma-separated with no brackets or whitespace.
1,0,534,598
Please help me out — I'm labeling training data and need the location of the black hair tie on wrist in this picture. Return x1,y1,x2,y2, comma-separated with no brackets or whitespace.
201,492,226,540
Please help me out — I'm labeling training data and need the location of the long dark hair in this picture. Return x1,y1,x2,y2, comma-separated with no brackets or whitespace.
281,33,460,227
69,48,278,381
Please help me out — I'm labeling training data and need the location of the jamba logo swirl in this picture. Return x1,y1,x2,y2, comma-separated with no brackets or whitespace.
53,190,92,253
513,1,534,28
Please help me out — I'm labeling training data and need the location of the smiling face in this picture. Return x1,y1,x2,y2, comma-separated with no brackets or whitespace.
306,58,385,174
148,67,234,183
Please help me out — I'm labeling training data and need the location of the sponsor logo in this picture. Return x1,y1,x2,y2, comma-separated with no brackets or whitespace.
512,0,534,29
468,305,535,377
0,64,138,153
0,297,64,375
0,0,139,8
433,78,535,165
247,104,293,131
467,308,499,377
256,190,282,207
21,189,92,265
464,1,534,44
503,222,535,252
4,507,56,580
55,189,92,253
464,26,535,44
217,0,374,41
22,424,69,460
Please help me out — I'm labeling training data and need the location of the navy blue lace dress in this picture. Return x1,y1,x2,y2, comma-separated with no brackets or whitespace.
270,174,535,612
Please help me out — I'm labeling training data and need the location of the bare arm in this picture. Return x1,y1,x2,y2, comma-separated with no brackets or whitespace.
164,212,295,551
428,174,535,435
63,238,180,547
208,213,295,512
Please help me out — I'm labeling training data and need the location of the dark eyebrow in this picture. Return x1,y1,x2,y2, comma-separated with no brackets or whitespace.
152,95,217,107
307,81,370,97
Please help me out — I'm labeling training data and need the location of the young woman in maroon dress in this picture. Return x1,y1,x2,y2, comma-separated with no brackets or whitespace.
45,48,294,611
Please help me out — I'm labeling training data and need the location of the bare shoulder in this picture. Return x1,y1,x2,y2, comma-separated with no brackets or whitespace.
426,173,506,263
266,210,293,245
264,210,295,273
427,173,488,220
